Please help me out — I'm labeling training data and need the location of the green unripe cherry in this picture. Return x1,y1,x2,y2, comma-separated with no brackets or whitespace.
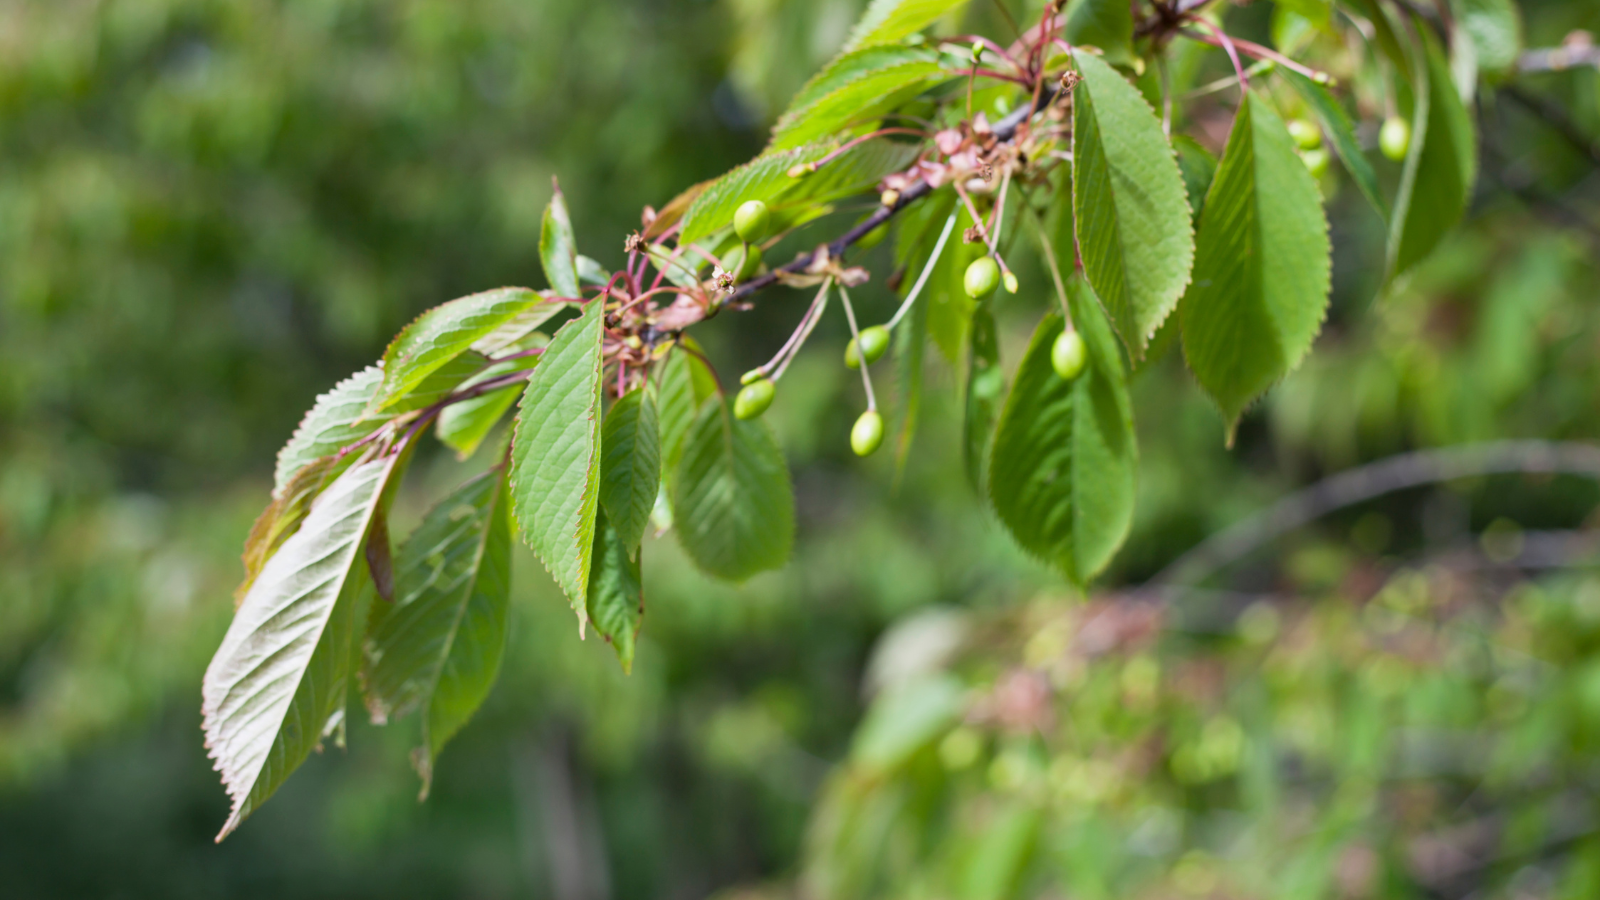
1286,118,1322,151
1052,330,1087,380
740,368,766,386
733,200,771,243
734,378,775,420
845,325,891,369
851,410,884,457
1300,148,1330,179
964,257,1000,298
724,243,762,282
1379,116,1411,162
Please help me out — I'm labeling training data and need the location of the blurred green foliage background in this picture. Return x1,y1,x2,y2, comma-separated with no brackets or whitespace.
1,0,1599,898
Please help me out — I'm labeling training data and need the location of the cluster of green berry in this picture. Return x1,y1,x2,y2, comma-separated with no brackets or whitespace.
727,198,1088,460
1287,113,1411,180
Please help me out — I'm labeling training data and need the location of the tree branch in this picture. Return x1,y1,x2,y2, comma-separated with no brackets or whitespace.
722,82,1062,308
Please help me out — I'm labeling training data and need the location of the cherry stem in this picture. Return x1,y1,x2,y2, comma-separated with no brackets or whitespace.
1180,26,1332,84
836,285,878,413
1186,18,1249,93
886,210,958,330
771,280,832,382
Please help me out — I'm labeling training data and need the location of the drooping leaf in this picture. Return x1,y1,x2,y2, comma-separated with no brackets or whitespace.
386,349,491,413
1389,26,1477,280
656,342,720,479
843,0,971,52
510,300,605,608
671,398,794,582
273,366,394,496
436,351,542,460
1071,49,1196,358
362,470,511,798
203,449,408,839
1064,0,1135,68
540,182,581,298
236,456,337,606
370,287,541,412
771,55,955,150
1179,91,1332,438
586,510,644,673
962,300,1002,494
599,385,661,555
987,282,1136,584
1281,68,1388,219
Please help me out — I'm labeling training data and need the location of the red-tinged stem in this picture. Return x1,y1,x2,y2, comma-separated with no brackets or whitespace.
1180,27,1333,84
1187,18,1248,92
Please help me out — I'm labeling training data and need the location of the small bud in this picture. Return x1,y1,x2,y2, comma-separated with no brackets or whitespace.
734,378,775,420
1313,71,1334,85
971,41,984,63
740,368,767,386
1002,271,1019,294
787,162,815,178
734,200,772,243
880,189,900,207
851,410,885,457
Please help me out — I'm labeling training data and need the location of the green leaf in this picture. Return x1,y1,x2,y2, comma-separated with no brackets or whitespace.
843,0,971,52
599,385,661,555
954,803,1042,900
236,456,337,605
540,183,580,298
510,300,605,608
1281,68,1389,220
469,299,567,356
362,470,511,798
585,510,644,673
1171,134,1217,220
656,343,719,480
963,300,1002,494
1453,0,1522,79
436,352,542,460
851,673,964,772
273,366,395,495
1071,49,1196,358
680,140,919,247
771,57,954,151
891,269,929,484
987,282,1136,584
671,398,794,582
1064,0,1135,67
370,288,541,413
1179,91,1331,438
783,45,943,121
928,201,985,364
203,450,407,839
1389,26,1477,280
